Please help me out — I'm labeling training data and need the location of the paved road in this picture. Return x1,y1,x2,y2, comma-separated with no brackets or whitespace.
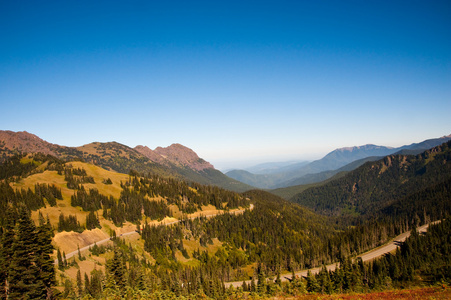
55,204,254,264
225,221,438,288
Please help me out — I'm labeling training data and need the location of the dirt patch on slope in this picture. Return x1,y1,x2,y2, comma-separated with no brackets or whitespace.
53,228,110,254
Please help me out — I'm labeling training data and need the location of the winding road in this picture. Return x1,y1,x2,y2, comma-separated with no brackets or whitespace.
55,204,254,264
56,208,439,289
224,221,439,288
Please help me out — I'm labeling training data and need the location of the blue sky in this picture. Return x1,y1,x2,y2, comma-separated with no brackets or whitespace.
1,0,450,170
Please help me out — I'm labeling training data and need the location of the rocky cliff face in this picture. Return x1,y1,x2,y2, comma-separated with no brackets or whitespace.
0,130,251,192
134,145,166,164
136,143,214,171
0,130,214,172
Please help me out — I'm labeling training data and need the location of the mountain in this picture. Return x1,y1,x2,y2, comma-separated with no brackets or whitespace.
226,134,451,189
280,155,383,188
2,132,450,298
0,130,63,158
136,143,214,171
224,144,399,189
290,140,451,218
0,130,251,192
402,135,451,151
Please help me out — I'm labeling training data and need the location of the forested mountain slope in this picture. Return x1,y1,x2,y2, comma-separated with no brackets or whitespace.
0,152,340,298
227,134,451,189
291,141,451,218
0,130,252,192
1,141,450,298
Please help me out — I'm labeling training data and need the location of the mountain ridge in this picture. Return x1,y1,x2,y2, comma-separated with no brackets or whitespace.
137,143,214,171
290,140,451,217
0,130,251,192
226,134,451,189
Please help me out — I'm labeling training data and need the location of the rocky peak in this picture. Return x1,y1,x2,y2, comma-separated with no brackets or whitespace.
134,145,166,164
155,143,214,171
135,143,214,171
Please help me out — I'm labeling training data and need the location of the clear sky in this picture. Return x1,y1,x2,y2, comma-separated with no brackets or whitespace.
1,0,450,170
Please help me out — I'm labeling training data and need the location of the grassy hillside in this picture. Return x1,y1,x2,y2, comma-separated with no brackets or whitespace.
1,157,254,285
0,131,252,192
2,148,450,299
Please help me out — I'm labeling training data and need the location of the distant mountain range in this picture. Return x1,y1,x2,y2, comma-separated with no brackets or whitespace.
2,130,450,192
226,134,451,189
290,140,451,218
0,130,252,192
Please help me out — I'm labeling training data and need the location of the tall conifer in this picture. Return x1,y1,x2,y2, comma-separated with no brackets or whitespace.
36,215,56,298
8,206,41,299
0,207,16,298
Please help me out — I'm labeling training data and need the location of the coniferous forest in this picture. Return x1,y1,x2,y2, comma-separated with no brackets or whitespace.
0,142,450,299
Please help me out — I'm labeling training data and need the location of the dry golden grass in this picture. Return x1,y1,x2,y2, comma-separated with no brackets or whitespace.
65,161,129,199
9,160,252,284
10,161,129,257
53,228,110,255
63,258,105,280
11,170,90,229
76,143,100,156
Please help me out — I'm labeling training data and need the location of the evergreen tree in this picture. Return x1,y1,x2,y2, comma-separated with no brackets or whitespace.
86,210,101,230
108,247,126,292
0,207,16,298
57,248,64,270
62,278,75,299
89,268,104,298
8,206,42,299
84,273,90,296
256,263,266,294
63,251,68,268
78,244,84,261
35,215,56,298
250,277,256,293
275,271,282,286
306,270,319,293
76,269,83,297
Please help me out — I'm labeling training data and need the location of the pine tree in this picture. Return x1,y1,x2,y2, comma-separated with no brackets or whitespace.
77,244,85,261
242,280,248,291
8,206,41,299
63,251,68,268
108,247,126,292
84,273,90,296
250,277,256,292
89,268,104,298
76,269,83,297
306,270,319,293
36,215,56,298
62,278,75,299
257,263,266,294
0,207,16,298
86,210,101,230
57,248,64,270
275,271,282,286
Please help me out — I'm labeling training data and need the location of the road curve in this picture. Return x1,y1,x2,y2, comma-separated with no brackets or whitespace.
225,221,439,288
55,204,254,264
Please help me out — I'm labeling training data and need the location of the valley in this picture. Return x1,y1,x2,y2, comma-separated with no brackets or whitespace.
225,221,439,288
0,131,450,299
